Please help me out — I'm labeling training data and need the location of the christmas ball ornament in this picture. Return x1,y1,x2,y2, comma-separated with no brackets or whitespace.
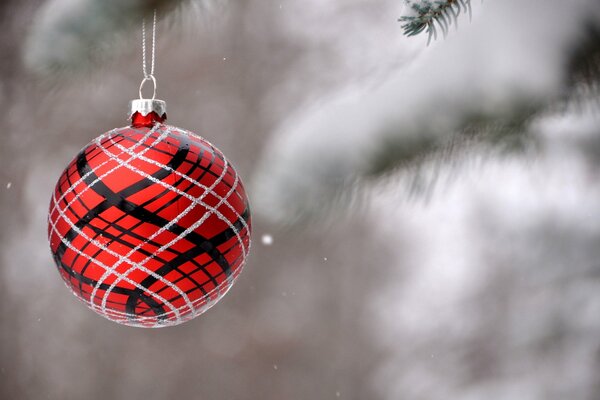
48,99,252,327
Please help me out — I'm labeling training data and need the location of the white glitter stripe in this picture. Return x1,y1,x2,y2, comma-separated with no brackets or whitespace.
87,268,245,327
107,130,250,258
170,126,252,287
96,131,245,314
48,197,181,319
48,126,158,220
86,126,196,318
49,125,185,320
169,126,250,254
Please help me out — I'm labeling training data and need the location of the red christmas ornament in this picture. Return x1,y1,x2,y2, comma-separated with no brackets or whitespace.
48,99,252,327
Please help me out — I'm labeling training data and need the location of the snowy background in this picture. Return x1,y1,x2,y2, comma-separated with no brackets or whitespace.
1,0,600,399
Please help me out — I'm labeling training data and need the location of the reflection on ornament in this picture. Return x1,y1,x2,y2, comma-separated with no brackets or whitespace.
48,100,251,327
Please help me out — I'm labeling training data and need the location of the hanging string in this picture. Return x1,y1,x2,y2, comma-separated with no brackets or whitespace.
140,9,157,100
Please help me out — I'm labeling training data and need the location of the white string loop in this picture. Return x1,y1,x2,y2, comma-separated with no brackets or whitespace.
139,75,157,100
140,9,157,99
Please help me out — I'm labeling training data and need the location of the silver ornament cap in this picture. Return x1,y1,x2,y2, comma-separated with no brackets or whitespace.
128,99,167,118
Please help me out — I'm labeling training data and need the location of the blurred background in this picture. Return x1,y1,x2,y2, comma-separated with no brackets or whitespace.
1,0,600,399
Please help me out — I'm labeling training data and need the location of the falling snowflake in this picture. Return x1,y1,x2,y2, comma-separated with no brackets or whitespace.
261,234,273,246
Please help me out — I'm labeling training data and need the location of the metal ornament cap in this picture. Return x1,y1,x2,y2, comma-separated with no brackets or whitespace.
128,99,167,118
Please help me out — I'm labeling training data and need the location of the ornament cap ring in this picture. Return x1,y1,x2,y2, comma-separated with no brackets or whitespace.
139,74,157,100
129,98,166,118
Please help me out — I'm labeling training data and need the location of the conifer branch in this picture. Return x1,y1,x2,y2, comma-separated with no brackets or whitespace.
399,0,472,44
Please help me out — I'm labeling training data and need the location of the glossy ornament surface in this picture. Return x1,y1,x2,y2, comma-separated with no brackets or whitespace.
48,104,251,327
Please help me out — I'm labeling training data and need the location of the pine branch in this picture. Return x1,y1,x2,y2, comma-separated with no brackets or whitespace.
23,0,211,77
399,0,472,44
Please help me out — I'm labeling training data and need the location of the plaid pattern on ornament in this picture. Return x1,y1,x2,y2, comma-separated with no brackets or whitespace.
48,123,251,327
